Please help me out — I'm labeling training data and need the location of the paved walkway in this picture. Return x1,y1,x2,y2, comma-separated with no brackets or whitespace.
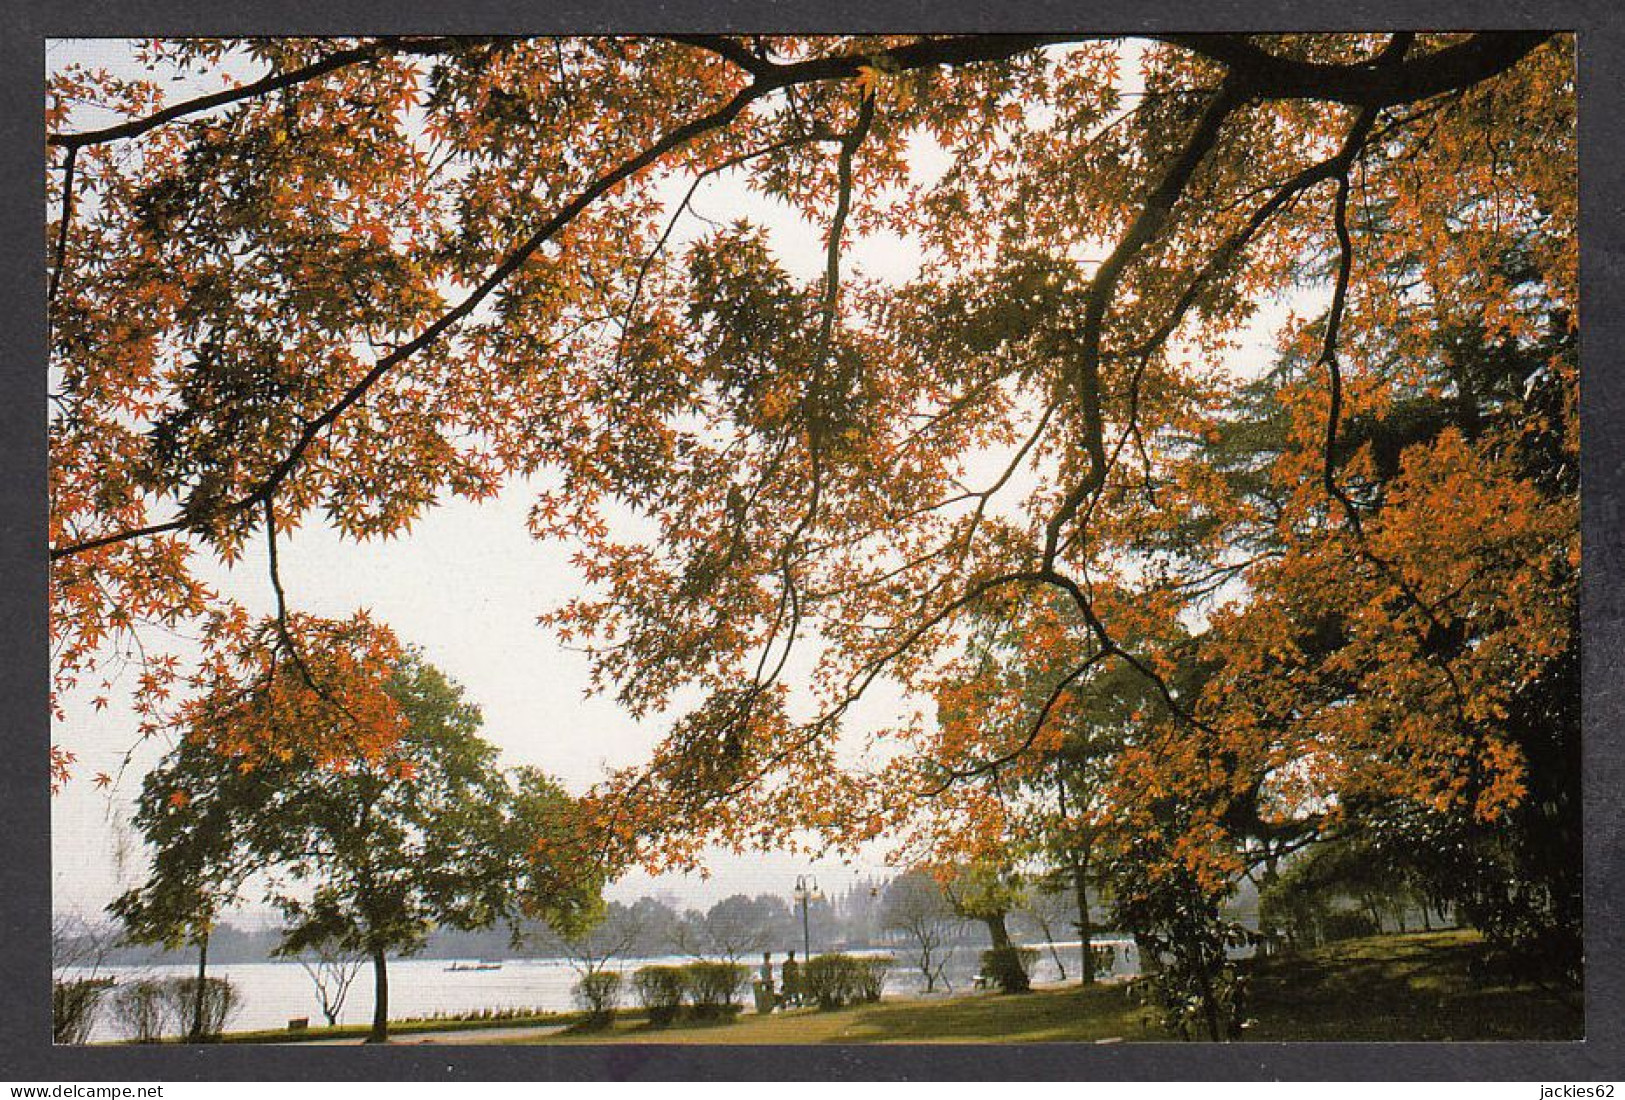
292,1023,570,1045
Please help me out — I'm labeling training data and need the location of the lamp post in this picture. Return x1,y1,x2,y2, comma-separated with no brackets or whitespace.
793,875,823,960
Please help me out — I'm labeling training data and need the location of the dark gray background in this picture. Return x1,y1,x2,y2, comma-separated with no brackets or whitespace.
3,0,1619,1080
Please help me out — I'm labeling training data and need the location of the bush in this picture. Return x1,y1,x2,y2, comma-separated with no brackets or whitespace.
801,953,854,1010
682,961,747,1018
1321,909,1382,943
571,971,622,1028
854,956,893,1004
53,978,110,1044
979,946,1038,993
632,966,686,1027
111,979,172,1042
803,953,891,1010
161,976,242,1041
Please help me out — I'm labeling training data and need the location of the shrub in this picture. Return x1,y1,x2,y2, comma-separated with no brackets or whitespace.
979,946,1038,993
53,978,110,1044
803,953,876,1010
1321,909,1382,943
161,976,242,1041
571,971,622,1027
111,979,172,1042
682,961,747,1018
632,966,686,1027
854,956,893,1004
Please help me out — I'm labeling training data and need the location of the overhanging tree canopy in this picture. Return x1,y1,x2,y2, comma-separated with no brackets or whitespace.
48,35,1576,893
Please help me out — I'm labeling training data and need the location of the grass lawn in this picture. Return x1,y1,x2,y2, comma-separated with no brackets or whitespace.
1242,930,1582,1041
495,930,1580,1045
511,982,1154,1045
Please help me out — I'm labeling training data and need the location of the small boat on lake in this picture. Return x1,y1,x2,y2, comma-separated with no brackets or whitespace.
444,961,503,972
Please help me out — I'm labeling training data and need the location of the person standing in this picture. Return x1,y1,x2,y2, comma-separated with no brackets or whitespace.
753,951,776,1013
780,950,801,1008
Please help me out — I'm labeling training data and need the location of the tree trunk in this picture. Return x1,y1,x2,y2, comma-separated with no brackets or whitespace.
1073,860,1095,984
1255,853,1281,945
1134,931,1159,977
1197,952,1223,1041
365,947,389,1043
984,913,1012,951
188,929,209,1042
916,935,936,992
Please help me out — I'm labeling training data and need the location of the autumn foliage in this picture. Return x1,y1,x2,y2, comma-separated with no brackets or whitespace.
48,34,1578,1006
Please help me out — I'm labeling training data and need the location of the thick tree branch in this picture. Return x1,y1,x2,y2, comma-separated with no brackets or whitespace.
1155,32,1552,107
1044,77,1249,570
818,88,876,354
660,35,776,79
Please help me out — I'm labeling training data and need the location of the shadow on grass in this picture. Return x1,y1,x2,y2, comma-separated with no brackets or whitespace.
1243,931,1583,1041
824,985,1153,1044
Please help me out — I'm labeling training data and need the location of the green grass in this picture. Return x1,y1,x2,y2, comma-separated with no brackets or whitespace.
205,930,1581,1044
521,983,1155,1045
1241,930,1583,1042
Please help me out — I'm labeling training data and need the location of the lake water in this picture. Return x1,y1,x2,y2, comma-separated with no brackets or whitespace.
73,938,1143,1043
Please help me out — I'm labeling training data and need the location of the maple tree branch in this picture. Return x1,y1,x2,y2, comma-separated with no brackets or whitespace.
263,499,370,736
614,131,826,372
1121,110,1387,369
818,88,876,355
1044,77,1249,571
47,145,76,307
1312,145,1478,768
50,31,1556,572
727,84,881,726
51,79,771,562
1037,565,1220,741
659,35,776,80
920,647,1113,795
47,37,483,149
1095,63,1413,518
1154,32,1552,108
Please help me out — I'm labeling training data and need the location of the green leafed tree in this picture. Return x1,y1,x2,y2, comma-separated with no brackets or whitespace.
116,654,601,1043
254,655,602,1041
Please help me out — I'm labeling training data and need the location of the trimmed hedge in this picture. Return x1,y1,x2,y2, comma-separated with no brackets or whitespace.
571,971,622,1027
110,979,170,1042
53,978,111,1044
632,966,686,1027
854,956,892,1003
802,954,894,1010
683,961,748,1018
634,961,750,1025
165,976,243,1040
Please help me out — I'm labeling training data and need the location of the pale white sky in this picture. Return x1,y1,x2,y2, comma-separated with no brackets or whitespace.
49,37,1298,922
